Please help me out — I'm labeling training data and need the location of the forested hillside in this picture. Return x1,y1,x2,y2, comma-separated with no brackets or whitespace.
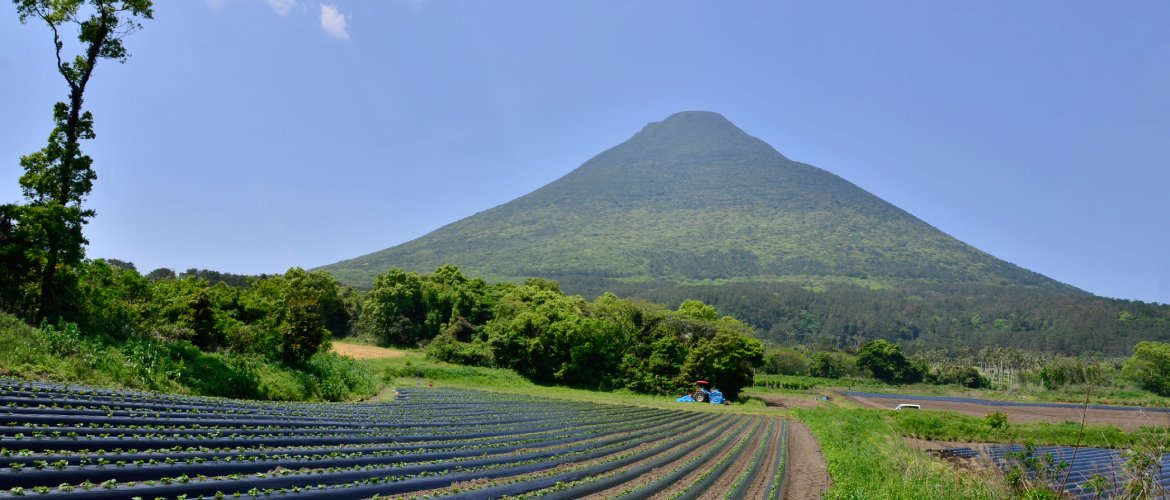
321,111,1075,294
312,111,1170,356
578,279,1169,357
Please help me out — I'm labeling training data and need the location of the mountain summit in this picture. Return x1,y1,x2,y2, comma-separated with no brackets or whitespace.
321,111,1073,294
599,111,780,160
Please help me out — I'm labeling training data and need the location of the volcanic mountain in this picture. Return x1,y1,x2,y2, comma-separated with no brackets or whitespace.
322,111,1074,295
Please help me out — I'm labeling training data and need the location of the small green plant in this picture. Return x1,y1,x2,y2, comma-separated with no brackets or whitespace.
1082,473,1110,499
1119,443,1165,498
984,411,1008,430
1003,443,1068,497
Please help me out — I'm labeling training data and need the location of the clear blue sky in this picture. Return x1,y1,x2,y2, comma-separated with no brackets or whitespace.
2,1,1168,304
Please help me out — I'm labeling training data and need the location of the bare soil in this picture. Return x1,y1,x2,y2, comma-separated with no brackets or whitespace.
581,417,747,499
696,417,768,499
760,393,832,410
742,418,784,498
650,420,747,499
784,418,831,500
330,342,406,360
842,393,1170,432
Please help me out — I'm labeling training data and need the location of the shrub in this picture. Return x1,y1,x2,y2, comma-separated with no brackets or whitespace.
1122,342,1170,396
984,411,1008,430
425,332,494,367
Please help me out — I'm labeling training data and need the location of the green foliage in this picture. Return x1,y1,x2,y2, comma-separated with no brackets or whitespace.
677,299,718,321
303,352,377,402
425,331,494,367
279,297,329,365
810,350,858,379
1038,356,1102,390
760,346,810,376
0,258,371,402
0,204,37,314
984,411,1008,430
596,279,1170,358
1122,341,1170,396
856,339,923,384
597,295,688,395
484,284,615,387
926,364,988,388
1003,443,1068,498
365,354,529,388
891,409,1146,448
1119,440,1168,498
680,329,763,400
360,265,495,347
795,407,1009,499
11,0,154,324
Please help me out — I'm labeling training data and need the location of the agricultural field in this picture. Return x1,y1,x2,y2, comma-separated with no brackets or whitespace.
943,444,1170,498
0,379,788,498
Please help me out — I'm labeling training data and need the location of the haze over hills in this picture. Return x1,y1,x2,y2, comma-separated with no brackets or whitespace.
322,111,1075,294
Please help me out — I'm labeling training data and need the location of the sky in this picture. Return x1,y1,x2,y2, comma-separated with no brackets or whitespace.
1,1,1168,304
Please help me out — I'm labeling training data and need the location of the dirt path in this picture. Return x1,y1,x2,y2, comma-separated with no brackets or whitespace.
331,341,406,360
842,393,1170,432
784,418,831,500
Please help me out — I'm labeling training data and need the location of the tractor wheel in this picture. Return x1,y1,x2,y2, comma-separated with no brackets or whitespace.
693,391,708,403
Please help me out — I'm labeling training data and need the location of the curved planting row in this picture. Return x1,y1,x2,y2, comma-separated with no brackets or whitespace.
0,380,787,498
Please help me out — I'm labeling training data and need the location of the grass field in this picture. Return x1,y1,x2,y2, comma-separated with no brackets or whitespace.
339,343,773,414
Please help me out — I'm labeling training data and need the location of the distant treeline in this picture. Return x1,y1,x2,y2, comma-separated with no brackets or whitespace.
558,278,1170,357
0,260,765,401
357,266,764,400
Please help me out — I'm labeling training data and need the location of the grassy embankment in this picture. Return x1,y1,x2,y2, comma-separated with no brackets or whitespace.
753,373,1170,408
750,375,1168,448
0,313,377,402
339,340,770,414
752,374,1170,498
795,404,1012,499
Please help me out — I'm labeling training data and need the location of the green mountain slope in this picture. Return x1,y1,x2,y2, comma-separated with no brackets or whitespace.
321,111,1076,294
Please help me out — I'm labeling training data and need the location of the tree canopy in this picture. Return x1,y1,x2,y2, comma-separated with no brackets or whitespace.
8,0,153,324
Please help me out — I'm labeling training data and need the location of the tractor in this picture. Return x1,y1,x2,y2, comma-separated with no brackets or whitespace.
676,380,728,404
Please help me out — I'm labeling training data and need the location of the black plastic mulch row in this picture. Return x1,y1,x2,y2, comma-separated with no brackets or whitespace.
11,409,713,499
0,406,671,467
0,410,687,489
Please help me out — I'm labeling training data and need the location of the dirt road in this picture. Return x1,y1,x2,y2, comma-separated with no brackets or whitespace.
842,393,1170,432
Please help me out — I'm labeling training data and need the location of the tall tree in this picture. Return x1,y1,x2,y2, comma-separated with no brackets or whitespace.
12,0,153,323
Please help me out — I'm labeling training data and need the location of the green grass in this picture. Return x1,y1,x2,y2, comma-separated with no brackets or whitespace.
794,406,1011,499
357,348,770,413
891,409,1167,448
0,313,377,402
752,372,1170,411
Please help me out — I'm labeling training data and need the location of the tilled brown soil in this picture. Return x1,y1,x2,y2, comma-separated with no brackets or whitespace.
739,418,784,499
783,418,831,500
843,393,1170,431
650,418,756,499
330,341,406,359
580,420,745,499
697,417,769,499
